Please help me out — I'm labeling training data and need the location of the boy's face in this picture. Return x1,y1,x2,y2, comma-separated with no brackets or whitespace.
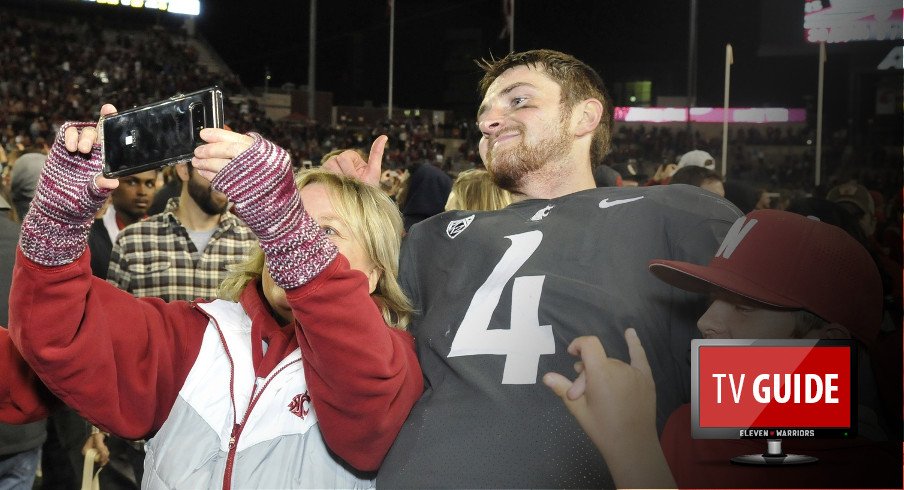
696,291,803,340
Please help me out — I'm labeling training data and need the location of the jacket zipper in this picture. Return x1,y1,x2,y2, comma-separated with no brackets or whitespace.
221,361,301,490
195,303,303,490
192,305,240,490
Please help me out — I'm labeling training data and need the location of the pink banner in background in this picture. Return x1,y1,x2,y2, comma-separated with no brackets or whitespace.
614,107,806,123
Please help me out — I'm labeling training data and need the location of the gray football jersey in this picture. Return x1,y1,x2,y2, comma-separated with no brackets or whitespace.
378,184,741,489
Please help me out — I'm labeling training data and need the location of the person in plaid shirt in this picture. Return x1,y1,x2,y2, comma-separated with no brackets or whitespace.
105,161,256,302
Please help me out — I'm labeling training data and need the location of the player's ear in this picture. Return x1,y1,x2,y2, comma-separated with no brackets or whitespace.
574,98,603,138
175,162,190,182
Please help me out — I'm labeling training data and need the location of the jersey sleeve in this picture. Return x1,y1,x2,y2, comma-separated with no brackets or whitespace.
8,248,207,439
287,255,423,472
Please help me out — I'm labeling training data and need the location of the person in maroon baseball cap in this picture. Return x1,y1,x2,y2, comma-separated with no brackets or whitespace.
544,210,900,489
649,209,882,345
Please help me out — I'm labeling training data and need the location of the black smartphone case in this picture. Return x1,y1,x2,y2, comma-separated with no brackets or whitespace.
100,87,224,178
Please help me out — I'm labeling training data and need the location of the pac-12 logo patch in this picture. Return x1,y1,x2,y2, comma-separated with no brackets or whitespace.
446,215,475,239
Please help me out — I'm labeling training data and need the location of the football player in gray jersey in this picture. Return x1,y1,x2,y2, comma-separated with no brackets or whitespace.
341,49,742,488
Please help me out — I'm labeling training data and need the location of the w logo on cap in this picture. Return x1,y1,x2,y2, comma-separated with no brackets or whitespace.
715,217,758,259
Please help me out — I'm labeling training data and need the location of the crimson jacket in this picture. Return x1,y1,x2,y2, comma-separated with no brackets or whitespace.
7,248,423,472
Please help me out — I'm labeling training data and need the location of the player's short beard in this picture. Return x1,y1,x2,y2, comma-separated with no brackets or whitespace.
487,110,572,192
187,169,229,216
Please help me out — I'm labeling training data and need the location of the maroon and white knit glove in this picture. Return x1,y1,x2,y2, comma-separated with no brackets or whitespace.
210,133,338,289
19,122,112,266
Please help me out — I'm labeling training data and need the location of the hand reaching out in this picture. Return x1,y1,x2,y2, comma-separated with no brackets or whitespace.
321,135,387,187
543,330,675,489
543,330,657,447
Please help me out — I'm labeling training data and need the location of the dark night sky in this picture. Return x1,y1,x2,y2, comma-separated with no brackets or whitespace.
195,0,825,114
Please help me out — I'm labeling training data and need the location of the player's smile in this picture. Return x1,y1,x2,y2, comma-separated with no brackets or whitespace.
490,130,520,149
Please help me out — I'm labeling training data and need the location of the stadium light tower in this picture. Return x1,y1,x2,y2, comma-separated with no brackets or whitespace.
687,0,698,148
309,0,317,122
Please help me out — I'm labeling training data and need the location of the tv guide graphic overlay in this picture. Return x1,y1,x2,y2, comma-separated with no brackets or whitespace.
691,339,857,439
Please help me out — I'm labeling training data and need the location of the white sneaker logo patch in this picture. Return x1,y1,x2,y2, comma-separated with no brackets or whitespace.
446,215,475,239
530,204,555,221
598,196,645,209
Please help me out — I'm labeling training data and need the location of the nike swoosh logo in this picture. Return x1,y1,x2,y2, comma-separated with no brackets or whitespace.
598,196,645,209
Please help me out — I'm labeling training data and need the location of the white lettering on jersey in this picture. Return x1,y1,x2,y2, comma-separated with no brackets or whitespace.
598,196,645,209
448,230,554,384
446,215,475,239
530,205,555,222
715,217,758,259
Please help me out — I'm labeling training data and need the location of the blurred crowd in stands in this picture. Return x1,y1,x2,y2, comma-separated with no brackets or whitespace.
0,5,900,261
4,7,901,202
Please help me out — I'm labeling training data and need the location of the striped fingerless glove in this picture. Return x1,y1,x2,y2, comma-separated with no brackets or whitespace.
19,122,112,266
210,133,338,289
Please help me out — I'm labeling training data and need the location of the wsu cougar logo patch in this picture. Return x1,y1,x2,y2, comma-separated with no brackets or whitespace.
446,215,475,239
288,391,312,419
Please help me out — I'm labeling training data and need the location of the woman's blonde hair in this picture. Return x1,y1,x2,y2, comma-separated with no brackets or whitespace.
445,168,512,212
219,169,412,329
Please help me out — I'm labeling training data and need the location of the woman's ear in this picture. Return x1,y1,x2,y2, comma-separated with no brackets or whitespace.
367,267,382,295
574,98,603,138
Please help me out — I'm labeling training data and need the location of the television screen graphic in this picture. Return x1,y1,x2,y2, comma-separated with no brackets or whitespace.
691,339,857,440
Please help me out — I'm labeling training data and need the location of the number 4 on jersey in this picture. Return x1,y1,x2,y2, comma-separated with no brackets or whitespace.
448,230,555,384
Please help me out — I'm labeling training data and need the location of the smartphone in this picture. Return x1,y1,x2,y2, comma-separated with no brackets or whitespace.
100,87,224,178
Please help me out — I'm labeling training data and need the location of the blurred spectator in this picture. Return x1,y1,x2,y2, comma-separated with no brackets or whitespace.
88,170,158,279
754,187,771,210
611,160,641,187
445,169,511,212
676,149,717,171
669,165,725,197
769,188,795,211
380,169,406,201
879,191,902,267
9,150,46,221
645,163,677,186
592,164,622,188
723,180,761,213
827,182,876,239
396,162,452,231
